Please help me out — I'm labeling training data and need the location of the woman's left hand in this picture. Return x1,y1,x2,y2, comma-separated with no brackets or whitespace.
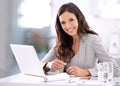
66,66,90,77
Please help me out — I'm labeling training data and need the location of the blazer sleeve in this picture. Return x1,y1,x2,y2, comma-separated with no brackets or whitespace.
88,35,120,77
41,43,56,63
40,43,57,72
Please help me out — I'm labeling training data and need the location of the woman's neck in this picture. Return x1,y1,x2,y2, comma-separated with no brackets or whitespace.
73,34,80,44
72,34,80,54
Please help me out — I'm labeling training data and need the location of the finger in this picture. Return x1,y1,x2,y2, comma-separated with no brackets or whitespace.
52,63,64,70
67,69,78,76
56,59,67,65
66,67,74,74
53,64,59,70
51,59,67,70
52,61,62,68
55,60,66,68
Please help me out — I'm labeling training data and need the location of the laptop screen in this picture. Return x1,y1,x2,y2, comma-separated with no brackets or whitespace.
10,44,45,77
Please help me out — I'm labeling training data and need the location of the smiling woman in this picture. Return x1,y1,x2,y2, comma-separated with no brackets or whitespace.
18,0,51,29
41,2,120,77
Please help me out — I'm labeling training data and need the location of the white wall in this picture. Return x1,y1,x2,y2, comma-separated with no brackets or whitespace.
87,16,120,50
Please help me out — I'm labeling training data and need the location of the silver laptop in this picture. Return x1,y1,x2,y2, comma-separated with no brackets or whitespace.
10,44,70,82
10,44,45,77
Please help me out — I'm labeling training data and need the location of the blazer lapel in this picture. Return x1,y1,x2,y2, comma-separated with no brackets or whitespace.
79,34,88,67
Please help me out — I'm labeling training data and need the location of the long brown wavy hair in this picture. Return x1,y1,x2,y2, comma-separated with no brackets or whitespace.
55,2,98,63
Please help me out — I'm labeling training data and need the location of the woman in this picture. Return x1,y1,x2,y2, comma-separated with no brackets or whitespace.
41,2,120,77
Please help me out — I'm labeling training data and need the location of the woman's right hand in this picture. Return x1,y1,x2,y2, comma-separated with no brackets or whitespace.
47,59,66,71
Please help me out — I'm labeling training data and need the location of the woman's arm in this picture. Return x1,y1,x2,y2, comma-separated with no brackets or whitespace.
92,35,120,77
66,66,90,76
41,43,56,72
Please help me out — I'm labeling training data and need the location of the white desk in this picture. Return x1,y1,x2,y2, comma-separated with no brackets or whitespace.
0,73,120,86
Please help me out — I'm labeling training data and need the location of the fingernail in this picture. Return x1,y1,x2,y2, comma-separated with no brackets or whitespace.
64,63,67,65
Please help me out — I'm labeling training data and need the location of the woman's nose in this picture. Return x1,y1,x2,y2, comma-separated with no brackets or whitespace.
65,23,71,28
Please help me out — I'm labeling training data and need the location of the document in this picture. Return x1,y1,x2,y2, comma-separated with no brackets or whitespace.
23,73,70,82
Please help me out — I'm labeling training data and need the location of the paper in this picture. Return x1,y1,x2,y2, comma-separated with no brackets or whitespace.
24,73,70,82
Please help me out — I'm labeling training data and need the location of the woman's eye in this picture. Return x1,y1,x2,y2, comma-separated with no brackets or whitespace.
69,18,74,22
61,21,65,24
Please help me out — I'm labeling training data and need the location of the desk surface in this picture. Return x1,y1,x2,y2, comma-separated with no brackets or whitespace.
0,73,120,86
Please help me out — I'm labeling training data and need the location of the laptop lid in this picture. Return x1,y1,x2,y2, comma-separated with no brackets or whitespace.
10,44,45,77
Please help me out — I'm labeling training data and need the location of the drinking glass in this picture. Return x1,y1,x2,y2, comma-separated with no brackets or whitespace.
97,62,113,82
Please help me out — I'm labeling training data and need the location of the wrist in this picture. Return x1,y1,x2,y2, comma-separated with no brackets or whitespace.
85,69,91,76
43,62,51,72
46,62,53,69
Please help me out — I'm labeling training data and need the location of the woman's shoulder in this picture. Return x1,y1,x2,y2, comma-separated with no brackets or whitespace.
82,33,100,42
88,33,99,38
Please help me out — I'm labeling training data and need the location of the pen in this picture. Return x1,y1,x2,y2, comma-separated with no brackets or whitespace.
25,74,45,78
25,74,48,82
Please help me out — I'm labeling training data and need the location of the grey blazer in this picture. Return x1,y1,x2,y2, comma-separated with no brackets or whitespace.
41,34,120,77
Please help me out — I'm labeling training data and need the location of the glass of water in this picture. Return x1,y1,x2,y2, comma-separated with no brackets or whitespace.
106,62,113,81
97,62,113,82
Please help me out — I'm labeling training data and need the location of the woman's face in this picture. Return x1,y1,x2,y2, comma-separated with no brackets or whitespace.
59,11,79,37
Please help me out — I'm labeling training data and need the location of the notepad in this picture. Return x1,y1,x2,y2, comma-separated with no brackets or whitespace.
10,44,69,82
